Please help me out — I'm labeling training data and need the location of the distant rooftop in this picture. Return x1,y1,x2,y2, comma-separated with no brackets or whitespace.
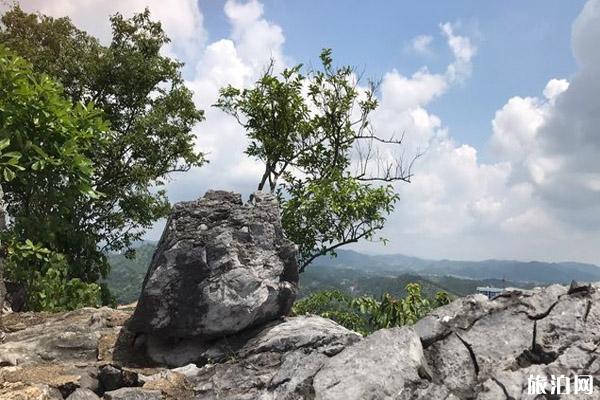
476,287,504,292
476,287,504,300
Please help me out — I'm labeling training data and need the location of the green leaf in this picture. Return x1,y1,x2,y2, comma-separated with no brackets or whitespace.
0,138,11,151
3,168,16,181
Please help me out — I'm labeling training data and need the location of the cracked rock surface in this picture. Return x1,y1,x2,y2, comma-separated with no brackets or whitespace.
2,282,600,399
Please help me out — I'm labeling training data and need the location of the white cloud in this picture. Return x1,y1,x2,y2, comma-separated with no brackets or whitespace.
380,69,447,112
490,96,547,163
411,35,433,55
355,2,600,264
441,22,476,83
484,0,600,237
543,78,570,103
224,0,286,72
2,0,206,59
382,22,476,114
174,0,288,201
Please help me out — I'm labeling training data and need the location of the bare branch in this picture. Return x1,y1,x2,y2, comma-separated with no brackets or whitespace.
299,225,380,273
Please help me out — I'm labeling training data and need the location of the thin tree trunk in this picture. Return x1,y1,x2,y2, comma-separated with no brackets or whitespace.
0,184,7,331
257,164,271,192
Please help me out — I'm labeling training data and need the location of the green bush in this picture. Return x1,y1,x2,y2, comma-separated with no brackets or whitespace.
292,283,451,335
5,239,100,311
0,45,106,310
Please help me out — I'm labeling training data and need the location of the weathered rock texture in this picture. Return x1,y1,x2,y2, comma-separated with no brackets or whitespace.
129,190,299,339
2,283,600,399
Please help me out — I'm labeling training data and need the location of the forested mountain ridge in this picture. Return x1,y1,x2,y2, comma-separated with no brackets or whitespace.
313,249,600,283
106,244,594,304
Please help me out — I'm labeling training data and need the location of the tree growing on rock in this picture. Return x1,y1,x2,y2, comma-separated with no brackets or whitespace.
216,49,417,271
0,7,205,290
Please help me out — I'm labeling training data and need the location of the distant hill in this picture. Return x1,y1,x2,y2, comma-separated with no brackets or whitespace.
313,250,600,285
298,265,535,299
104,243,155,304
105,244,600,304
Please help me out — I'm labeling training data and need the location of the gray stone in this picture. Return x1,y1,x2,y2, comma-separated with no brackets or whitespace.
189,315,361,399
312,326,429,400
66,388,101,400
3,267,600,399
98,364,138,393
129,190,299,339
0,383,64,399
103,387,162,400
0,307,131,366
99,365,123,392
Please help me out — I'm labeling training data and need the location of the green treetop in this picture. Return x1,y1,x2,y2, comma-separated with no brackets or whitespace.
217,50,418,271
0,6,205,285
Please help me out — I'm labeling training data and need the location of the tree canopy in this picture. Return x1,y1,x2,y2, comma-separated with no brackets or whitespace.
217,50,416,271
0,45,104,310
0,6,205,287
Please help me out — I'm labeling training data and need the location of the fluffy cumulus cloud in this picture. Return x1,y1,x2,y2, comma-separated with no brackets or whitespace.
1,0,206,58
487,0,600,235
361,0,600,263
180,0,286,198
6,0,600,263
382,22,476,113
223,0,287,71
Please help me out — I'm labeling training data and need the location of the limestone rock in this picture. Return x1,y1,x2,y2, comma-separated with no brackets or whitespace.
98,364,138,393
0,307,132,366
66,388,101,400
103,387,163,400
189,315,362,399
0,363,99,397
129,190,299,339
312,327,429,400
2,277,600,399
0,382,64,399
142,371,194,400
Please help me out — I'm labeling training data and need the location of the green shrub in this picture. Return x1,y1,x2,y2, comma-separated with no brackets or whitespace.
292,283,451,335
5,239,100,311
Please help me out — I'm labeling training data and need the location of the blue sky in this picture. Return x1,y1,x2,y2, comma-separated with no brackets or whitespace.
200,0,585,155
8,0,600,264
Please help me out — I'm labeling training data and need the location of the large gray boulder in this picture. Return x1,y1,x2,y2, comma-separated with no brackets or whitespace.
129,190,299,339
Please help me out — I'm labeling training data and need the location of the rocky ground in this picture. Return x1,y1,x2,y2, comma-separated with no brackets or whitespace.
0,282,599,399
2,191,600,399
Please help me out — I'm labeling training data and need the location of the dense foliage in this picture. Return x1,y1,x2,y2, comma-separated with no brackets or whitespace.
292,284,451,335
0,6,205,290
217,50,414,271
6,240,100,311
0,46,103,310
